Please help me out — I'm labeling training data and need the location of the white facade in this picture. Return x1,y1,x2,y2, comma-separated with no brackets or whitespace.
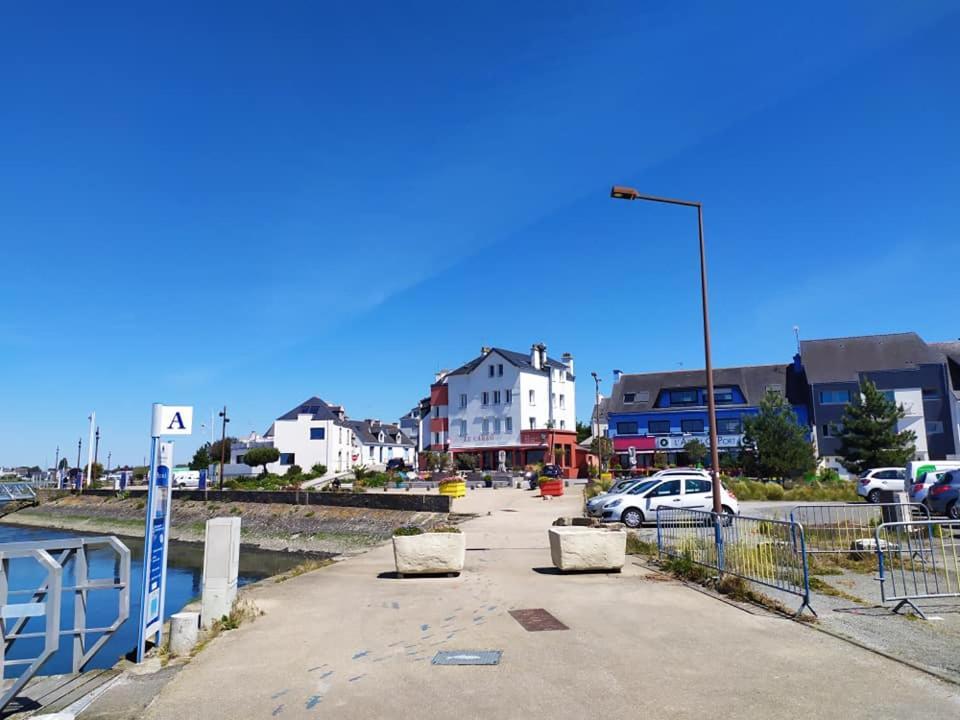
265,413,358,475
447,349,576,451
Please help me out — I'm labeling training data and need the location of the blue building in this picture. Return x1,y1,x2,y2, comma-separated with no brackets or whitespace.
605,362,810,469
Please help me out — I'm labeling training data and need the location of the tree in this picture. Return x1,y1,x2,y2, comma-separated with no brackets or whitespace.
576,420,592,444
589,436,612,460
742,390,815,480
683,439,708,467
208,437,237,466
456,453,478,471
86,462,104,482
242,447,280,476
837,379,916,474
58,458,69,471
132,466,149,481
189,445,211,472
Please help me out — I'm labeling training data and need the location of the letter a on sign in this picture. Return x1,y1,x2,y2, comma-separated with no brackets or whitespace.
151,404,194,437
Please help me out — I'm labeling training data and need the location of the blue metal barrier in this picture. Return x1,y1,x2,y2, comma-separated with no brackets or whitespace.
656,507,815,617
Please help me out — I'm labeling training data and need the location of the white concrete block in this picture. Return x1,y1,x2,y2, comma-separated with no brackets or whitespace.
169,612,200,656
393,532,466,576
549,527,626,571
202,517,241,628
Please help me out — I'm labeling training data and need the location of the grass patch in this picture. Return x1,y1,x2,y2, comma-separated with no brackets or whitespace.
808,554,877,575
626,534,658,556
273,558,333,583
808,577,868,605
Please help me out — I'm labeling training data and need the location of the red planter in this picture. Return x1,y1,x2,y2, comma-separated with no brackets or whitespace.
539,479,564,497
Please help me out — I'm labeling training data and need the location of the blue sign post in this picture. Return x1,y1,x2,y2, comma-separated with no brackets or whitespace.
198,469,207,491
136,403,193,662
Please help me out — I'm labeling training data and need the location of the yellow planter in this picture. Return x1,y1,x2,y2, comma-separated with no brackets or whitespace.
600,472,613,482
439,481,466,498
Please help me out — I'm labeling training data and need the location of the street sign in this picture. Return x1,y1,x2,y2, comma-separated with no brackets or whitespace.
151,405,194,436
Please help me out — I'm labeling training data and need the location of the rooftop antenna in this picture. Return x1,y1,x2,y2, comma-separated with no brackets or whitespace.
793,325,801,355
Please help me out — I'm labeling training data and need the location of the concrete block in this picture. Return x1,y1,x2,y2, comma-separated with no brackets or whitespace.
169,612,200,656
202,517,241,628
393,532,466,576
549,527,626,572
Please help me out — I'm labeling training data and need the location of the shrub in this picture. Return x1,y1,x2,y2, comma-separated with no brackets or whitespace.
287,464,302,476
311,463,327,477
431,526,461,533
764,483,785,501
393,526,424,536
817,467,842,484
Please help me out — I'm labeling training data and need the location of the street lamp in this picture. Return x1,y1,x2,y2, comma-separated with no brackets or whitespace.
218,406,230,491
609,185,722,515
591,372,604,476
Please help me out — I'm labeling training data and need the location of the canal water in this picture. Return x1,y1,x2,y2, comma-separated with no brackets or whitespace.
0,523,320,678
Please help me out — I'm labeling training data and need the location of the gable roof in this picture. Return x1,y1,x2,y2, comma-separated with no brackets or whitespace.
276,397,340,422
344,420,414,447
931,340,960,364
446,347,569,377
607,364,792,414
800,332,942,385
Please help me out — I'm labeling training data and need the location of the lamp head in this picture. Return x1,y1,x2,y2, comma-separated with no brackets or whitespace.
610,185,640,200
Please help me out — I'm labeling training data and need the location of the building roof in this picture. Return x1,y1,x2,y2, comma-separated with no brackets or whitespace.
446,347,570,377
931,340,960,364
276,397,341,422
800,332,942,385
607,364,792,414
344,419,415,447
591,397,609,424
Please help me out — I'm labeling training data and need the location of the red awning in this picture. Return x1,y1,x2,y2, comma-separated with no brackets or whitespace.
612,437,657,452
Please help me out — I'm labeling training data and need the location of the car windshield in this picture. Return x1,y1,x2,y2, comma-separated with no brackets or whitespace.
627,480,658,495
858,470,871,479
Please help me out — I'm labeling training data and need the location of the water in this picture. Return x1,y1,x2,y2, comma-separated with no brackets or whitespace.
0,523,320,678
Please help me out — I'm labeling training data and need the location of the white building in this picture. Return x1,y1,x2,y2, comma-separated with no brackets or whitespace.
428,344,581,477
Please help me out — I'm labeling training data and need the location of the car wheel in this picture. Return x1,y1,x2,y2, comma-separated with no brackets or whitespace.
177,483,186,490
868,489,881,504
948,502,960,521
621,508,644,528
721,506,735,526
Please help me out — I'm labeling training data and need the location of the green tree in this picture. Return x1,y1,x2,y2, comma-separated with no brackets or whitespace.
742,390,815,480
576,420,592,444
132,466,149,481
189,445,211,471
287,464,303,476
58,457,69,471
456,453,479,471
837,379,916,474
683,439,708,467
310,463,327,477
242,447,280,476
208,437,237,465
86,462,104,482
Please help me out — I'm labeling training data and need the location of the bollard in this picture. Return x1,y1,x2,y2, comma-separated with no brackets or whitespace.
169,612,200,656
201,517,241,629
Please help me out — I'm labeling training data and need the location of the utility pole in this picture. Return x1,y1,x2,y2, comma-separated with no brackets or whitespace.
93,426,101,483
591,372,603,476
107,451,112,475
76,437,82,488
85,412,96,491
54,445,60,487
218,406,229,491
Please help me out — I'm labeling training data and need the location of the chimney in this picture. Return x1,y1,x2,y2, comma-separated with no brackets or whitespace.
538,343,548,371
530,344,541,370
480,346,491,355
613,369,623,383
434,369,450,383
561,352,574,376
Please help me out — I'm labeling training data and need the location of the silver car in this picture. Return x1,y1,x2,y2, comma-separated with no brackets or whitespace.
907,471,945,507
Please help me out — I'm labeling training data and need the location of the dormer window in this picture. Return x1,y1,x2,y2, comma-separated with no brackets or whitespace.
378,431,385,443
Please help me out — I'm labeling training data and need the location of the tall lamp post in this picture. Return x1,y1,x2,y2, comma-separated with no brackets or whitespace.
610,185,722,515
591,371,604,476
218,406,230,491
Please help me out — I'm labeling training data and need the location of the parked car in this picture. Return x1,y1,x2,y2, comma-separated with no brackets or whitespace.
171,470,201,490
586,468,712,517
855,467,907,503
598,475,739,528
386,458,408,472
926,470,960,519
907,471,945,507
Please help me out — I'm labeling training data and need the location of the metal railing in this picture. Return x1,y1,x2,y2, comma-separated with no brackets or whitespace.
875,520,960,619
0,483,37,503
0,536,130,712
657,507,814,616
790,502,929,555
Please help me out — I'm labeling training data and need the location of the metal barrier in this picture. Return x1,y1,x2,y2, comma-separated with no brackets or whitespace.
657,507,814,616
875,520,960,619
789,502,929,554
0,536,130,712
0,483,37,503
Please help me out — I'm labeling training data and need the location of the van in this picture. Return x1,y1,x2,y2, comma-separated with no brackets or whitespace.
171,470,201,490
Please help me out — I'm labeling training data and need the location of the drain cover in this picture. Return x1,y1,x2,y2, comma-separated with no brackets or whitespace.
509,608,568,631
432,650,502,666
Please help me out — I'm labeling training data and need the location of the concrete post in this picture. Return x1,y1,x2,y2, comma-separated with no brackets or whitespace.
201,517,241,629
169,612,199,656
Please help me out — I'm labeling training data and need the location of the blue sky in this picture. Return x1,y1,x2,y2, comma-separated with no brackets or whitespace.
2,2,958,467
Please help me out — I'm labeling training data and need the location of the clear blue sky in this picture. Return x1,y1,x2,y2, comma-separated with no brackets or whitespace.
2,2,958,468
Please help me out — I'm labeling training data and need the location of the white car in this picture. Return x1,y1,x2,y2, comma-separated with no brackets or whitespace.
598,475,739,528
855,467,907,503
586,468,712,517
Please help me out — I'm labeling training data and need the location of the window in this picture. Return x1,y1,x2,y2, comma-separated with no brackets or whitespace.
236,454,245,465
819,390,852,404
636,391,650,402
529,417,536,430
369,446,375,457
460,394,467,408
493,418,501,434
681,419,705,433
310,427,325,440
616,421,639,435
764,384,783,396
670,389,698,406
279,453,295,465
822,422,843,437
493,390,501,405
498,363,504,377
505,417,513,433
714,388,734,404
926,421,944,434
505,389,512,404
650,480,681,497
559,394,565,409
717,418,741,435
482,419,489,435
434,406,440,418
482,392,489,406
551,393,556,407
529,390,536,406
647,420,671,435
560,420,565,429
685,478,712,494
922,388,940,400
459,420,467,437
623,393,636,403
489,365,495,377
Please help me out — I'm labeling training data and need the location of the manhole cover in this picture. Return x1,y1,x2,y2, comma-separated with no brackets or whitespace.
509,608,568,631
432,650,502,666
